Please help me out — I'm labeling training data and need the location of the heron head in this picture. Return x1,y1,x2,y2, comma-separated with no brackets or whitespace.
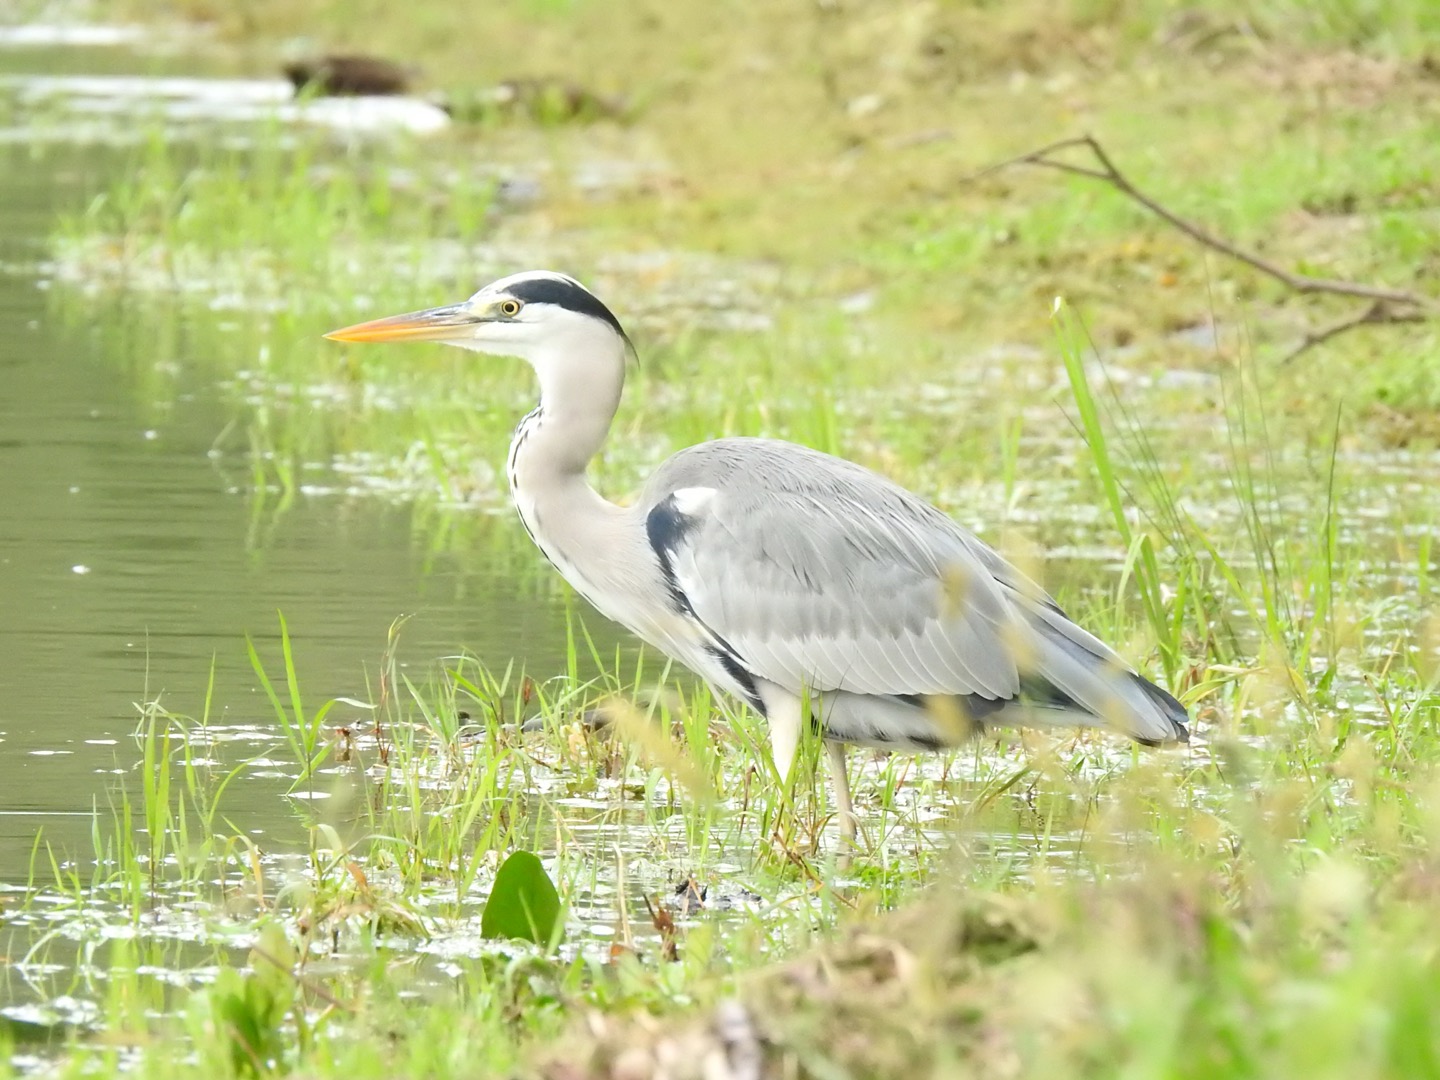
324,270,632,370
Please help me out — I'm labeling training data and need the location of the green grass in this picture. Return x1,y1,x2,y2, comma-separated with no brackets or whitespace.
9,314,1436,1074
15,0,1440,1076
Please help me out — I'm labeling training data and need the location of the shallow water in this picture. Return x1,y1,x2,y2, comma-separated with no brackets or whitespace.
4,73,450,137
0,42,593,886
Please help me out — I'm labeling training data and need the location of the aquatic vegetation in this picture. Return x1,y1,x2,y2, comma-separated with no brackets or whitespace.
8,301,1438,1073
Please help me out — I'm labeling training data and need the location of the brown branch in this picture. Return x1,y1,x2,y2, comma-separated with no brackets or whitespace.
965,135,1438,354
250,945,355,1012
1280,299,1429,364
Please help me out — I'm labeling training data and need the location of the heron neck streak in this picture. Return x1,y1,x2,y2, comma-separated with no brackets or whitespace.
510,342,623,486
505,342,629,596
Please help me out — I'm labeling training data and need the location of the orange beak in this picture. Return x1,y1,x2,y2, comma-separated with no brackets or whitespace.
324,303,478,344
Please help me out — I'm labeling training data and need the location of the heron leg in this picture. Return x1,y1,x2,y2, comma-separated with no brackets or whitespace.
825,740,857,845
760,686,803,786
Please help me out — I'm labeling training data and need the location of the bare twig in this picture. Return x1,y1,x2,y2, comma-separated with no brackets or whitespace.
1280,299,1429,364
967,134,1438,356
251,945,354,1012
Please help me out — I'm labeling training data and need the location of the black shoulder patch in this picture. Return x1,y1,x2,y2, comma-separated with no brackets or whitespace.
645,495,697,555
645,496,699,616
507,275,628,340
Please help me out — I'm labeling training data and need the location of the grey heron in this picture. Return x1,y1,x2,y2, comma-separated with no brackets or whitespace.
326,270,1189,841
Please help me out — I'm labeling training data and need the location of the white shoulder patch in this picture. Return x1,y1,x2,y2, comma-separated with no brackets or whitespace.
671,486,718,516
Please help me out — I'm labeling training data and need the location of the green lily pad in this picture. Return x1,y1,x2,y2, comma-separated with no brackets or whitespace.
481,850,562,947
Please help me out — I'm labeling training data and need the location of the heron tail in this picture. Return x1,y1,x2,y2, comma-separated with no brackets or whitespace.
1019,609,1190,744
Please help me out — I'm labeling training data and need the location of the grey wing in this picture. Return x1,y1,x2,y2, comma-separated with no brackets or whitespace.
647,455,1029,701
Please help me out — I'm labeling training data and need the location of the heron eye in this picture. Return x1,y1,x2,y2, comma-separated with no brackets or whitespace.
498,299,523,317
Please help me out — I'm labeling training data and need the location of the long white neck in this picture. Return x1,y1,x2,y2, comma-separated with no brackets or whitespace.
508,332,624,487
527,345,623,478
505,334,635,612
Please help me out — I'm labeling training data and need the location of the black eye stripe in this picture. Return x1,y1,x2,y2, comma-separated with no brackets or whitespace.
505,276,626,338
